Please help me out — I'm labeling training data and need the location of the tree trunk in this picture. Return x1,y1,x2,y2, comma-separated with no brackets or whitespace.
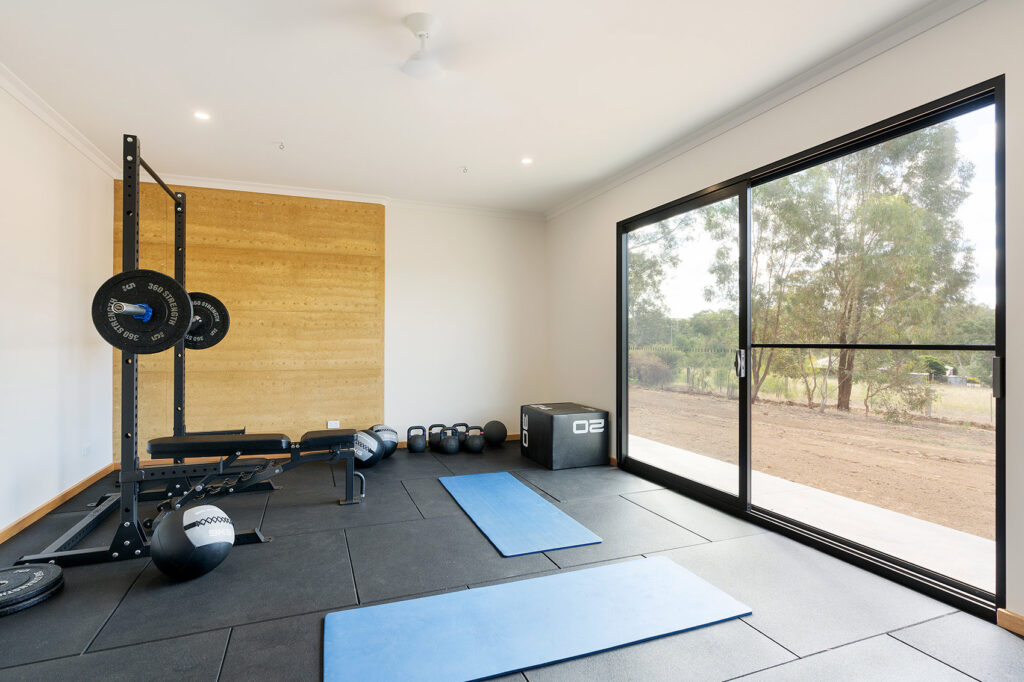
836,348,855,411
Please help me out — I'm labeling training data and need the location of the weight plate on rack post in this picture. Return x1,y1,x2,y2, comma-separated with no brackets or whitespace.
0,564,64,617
184,292,230,350
91,269,193,354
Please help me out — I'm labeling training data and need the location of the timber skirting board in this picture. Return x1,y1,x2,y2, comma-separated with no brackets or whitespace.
998,609,1024,637
0,462,119,545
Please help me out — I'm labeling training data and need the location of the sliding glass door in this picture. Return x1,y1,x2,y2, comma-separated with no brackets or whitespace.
618,78,1004,612
623,189,746,498
748,102,998,593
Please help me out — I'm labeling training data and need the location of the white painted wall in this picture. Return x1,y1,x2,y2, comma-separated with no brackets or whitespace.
0,86,113,531
544,0,1024,612
385,203,548,438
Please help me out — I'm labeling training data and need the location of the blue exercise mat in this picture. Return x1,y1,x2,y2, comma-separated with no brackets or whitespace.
438,472,601,556
323,556,751,681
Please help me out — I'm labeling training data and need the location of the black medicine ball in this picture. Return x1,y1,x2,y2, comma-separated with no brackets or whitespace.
354,429,386,468
151,505,234,581
370,424,399,457
483,420,507,445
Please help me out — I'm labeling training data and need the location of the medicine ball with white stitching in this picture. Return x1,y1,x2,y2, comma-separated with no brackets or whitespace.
151,505,234,581
370,424,399,457
354,429,386,469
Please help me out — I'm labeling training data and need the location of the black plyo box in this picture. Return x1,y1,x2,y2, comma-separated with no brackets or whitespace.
520,402,609,470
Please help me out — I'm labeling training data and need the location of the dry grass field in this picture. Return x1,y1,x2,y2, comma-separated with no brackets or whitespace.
629,387,995,539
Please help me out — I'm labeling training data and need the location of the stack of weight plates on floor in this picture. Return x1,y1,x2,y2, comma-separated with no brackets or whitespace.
0,564,64,617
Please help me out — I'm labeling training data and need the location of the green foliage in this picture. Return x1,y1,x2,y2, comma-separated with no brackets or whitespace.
629,350,676,387
647,345,683,372
625,113,994,415
878,385,932,424
759,374,794,400
918,355,947,377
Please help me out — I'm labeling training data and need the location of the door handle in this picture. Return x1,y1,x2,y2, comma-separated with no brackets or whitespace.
993,356,1004,399
734,349,746,378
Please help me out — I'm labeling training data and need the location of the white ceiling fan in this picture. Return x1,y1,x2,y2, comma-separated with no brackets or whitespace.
400,12,443,79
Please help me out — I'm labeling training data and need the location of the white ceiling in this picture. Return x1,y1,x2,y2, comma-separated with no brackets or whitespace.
0,0,943,214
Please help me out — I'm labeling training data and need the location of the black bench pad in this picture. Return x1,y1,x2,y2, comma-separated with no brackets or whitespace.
299,429,357,449
147,433,291,458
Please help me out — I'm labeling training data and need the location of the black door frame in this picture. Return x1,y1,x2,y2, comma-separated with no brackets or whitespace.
616,76,1005,619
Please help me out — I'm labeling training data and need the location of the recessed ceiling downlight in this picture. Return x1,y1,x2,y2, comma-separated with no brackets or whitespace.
193,111,211,120
521,157,534,165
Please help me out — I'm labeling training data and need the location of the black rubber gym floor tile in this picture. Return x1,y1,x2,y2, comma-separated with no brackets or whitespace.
359,450,454,481
436,442,545,476
542,495,707,568
466,555,643,589
220,587,468,682
260,479,422,536
0,629,230,681
653,533,956,657
738,634,970,681
522,619,794,682
403,474,557,519
267,460,338,490
517,466,663,501
622,488,765,541
401,476,464,518
889,611,1024,680
88,528,357,650
218,610,326,682
0,511,94,566
345,514,556,603
0,559,149,670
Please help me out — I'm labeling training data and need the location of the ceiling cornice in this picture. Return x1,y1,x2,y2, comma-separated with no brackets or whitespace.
157,173,391,207
387,197,544,223
157,175,542,221
0,61,119,177
543,0,985,222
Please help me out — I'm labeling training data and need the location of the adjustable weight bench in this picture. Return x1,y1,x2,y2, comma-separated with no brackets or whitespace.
146,430,367,512
16,430,365,567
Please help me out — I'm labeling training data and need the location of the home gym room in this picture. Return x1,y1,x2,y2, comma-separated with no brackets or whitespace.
1,0,1023,679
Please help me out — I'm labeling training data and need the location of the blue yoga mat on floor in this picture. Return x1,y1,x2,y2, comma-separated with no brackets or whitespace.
439,472,601,556
323,556,751,681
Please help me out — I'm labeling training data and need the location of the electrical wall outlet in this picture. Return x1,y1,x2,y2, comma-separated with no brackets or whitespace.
327,420,340,429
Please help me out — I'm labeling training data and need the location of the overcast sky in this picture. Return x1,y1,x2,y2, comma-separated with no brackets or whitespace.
655,104,997,319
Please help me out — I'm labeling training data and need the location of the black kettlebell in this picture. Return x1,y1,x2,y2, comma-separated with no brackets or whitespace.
407,425,427,453
427,424,445,452
452,422,469,449
439,427,460,455
464,426,485,454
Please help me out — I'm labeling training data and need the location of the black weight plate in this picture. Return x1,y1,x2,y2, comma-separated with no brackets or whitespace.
0,578,64,617
0,564,64,616
185,292,230,350
91,270,193,354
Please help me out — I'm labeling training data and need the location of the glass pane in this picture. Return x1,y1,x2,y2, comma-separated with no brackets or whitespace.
626,196,740,495
750,104,996,347
751,348,995,591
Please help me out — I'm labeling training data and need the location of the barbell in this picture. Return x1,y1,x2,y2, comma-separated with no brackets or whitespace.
91,270,230,354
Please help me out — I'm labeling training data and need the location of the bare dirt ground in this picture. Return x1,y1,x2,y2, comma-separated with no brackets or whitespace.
629,387,995,539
